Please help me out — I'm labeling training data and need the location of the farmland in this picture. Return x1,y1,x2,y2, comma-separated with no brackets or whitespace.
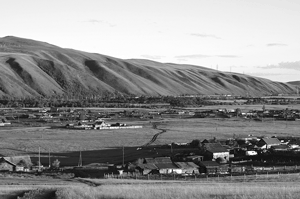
1,176,300,199
0,116,299,166
0,104,300,198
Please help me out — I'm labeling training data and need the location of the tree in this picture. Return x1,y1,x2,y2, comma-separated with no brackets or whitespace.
52,159,60,169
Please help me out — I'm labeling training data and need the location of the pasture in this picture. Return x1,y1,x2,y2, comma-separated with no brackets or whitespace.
0,116,299,166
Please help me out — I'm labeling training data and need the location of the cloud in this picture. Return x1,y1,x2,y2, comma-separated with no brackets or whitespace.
216,55,241,58
140,55,165,60
190,33,221,39
174,54,240,59
175,54,211,59
266,43,288,47
258,61,300,71
82,19,116,27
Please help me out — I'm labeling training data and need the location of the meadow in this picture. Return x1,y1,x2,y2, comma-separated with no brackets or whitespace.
55,178,300,199
0,115,299,166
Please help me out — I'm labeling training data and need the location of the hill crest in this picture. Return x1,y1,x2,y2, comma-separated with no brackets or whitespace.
0,36,297,98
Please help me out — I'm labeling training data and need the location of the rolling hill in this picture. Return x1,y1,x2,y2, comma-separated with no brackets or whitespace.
0,36,297,98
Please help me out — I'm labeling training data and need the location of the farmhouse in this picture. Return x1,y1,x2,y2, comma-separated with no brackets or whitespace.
0,157,16,171
198,161,225,174
202,143,230,162
257,137,281,149
174,162,199,175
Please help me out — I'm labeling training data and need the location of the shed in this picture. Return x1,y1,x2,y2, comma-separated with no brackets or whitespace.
257,138,281,149
0,157,16,171
198,161,228,174
155,163,181,174
203,143,230,162
174,162,199,174
136,163,158,175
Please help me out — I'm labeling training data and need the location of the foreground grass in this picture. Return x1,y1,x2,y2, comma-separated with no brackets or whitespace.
55,179,300,199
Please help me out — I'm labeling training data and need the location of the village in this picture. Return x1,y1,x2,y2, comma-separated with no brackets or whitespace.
0,105,299,181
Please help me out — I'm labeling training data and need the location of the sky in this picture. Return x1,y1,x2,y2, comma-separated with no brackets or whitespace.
0,0,300,82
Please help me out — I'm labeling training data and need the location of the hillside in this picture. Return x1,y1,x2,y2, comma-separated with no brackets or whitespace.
0,36,296,98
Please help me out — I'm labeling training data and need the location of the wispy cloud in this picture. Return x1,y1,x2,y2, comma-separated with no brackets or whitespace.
266,43,288,47
258,61,300,71
140,55,165,60
175,54,211,59
82,19,116,27
216,55,241,58
175,54,240,59
190,33,221,39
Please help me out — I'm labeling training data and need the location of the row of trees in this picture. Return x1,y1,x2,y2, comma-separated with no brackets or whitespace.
0,96,217,108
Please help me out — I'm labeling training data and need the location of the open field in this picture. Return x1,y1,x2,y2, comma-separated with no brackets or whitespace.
54,178,300,199
0,175,300,199
0,115,300,166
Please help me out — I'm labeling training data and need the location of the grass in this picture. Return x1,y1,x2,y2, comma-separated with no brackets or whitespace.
0,115,300,166
54,178,300,199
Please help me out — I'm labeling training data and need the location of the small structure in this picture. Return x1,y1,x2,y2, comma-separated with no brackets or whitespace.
202,143,230,162
174,162,199,175
198,161,222,174
0,157,16,171
257,138,281,149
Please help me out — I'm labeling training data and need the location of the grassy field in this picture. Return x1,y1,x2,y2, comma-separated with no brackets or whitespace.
0,115,299,166
55,178,300,199
1,175,300,199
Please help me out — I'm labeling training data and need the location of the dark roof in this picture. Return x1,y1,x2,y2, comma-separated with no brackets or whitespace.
259,138,281,145
0,157,16,166
199,161,220,167
174,162,199,169
204,143,228,153
155,163,178,169
144,157,172,164
137,163,158,170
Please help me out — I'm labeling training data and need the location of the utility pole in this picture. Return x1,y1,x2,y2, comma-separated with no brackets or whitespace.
78,151,82,167
122,146,125,167
48,149,51,168
38,147,41,169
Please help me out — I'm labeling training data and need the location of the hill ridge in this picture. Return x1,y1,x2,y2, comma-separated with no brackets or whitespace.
0,36,297,98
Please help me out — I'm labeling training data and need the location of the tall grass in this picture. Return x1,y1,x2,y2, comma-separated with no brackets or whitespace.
55,180,300,199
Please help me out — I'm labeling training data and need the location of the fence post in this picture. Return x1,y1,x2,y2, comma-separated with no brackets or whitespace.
173,173,175,180
230,174,232,181
194,175,196,181
278,172,280,178
267,172,268,178
147,174,149,180
160,174,162,181
206,175,208,181
218,175,219,181
243,174,246,182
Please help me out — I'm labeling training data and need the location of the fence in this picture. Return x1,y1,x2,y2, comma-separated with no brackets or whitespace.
104,166,300,182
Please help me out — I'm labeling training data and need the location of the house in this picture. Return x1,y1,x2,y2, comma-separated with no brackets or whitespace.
138,157,182,174
0,157,16,171
198,161,226,174
0,156,32,172
257,138,281,149
136,163,158,175
155,162,181,174
174,162,199,175
202,143,230,162
271,145,290,152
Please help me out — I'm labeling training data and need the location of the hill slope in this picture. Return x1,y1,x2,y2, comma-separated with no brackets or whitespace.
0,36,296,98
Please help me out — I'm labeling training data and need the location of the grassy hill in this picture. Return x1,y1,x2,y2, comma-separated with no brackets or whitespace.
0,36,297,98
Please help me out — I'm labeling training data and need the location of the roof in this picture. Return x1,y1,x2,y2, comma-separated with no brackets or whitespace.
260,138,281,145
199,161,220,167
144,157,172,164
137,163,158,170
204,143,228,153
155,163,178,169
174,162,199,169
0,157,16,166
